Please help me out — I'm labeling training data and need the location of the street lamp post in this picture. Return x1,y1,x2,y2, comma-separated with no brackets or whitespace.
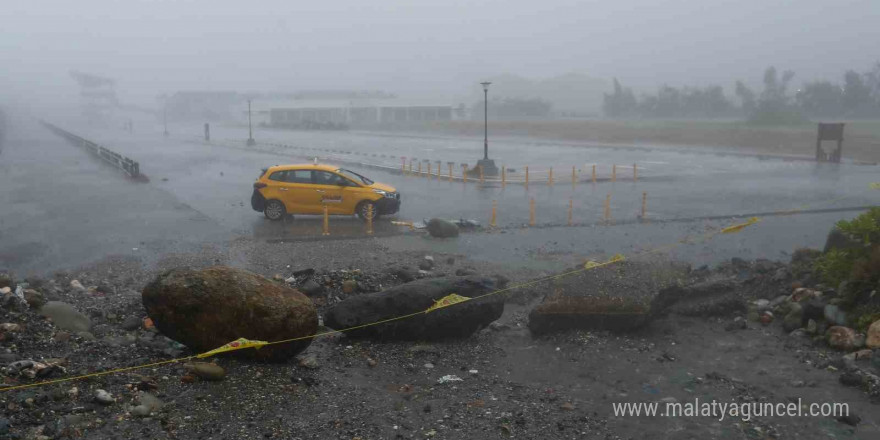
246,98,256,146
163,101,169,137
473,81,498,176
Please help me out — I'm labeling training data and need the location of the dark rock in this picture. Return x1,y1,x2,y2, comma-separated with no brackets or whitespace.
299,279,324,297
783,304,804,332
389,267,416,282
529,296,649,334
836,414,861,426
426,218,459,238
650,280,746,317
23,289,46,309
185,362,226,381
0,273,12,290
142,266,317,361
121,316,142,331
824,227,863,253
802,299,826,322
324,276,502,340
839,371,863,387
493,274,510,288
39,302,91,333
455,268,478,277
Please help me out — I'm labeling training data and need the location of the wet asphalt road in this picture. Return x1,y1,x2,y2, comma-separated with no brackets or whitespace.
1,116,878,275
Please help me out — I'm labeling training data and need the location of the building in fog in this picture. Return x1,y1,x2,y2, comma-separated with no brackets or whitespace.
267,99,454,128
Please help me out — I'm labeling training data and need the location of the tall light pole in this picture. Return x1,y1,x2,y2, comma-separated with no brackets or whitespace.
473,81,498,176
246,98,256,146
482,81,490,160
163,98,169,137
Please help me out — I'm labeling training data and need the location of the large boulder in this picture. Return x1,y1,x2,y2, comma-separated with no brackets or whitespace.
426,218,459,238
649,279,746,317
529,296,649,334
823,228,863,253
867,320,880,349
142,266,317,361
323,276,502,340
827,326,859,351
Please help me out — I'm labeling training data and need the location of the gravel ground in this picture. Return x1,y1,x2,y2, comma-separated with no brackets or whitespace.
1,237,879,439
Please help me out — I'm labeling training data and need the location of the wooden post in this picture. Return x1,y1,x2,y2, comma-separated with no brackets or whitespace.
641,192,647,221
567,198,573,226
548,167,554,186
501,166,506,188
417,161,422,177
427,161,432,178
490,200,497,228
592,164,597,183
525,166,530,187
448,162,454,181
633,163,638,182
366,204,374,235
462,164,468,184
571,166,576,186
529,198,536,226
611,165,616,182
435,161,442,179
322,205,330,236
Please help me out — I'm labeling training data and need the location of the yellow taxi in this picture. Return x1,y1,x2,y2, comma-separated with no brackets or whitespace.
250,163,400,221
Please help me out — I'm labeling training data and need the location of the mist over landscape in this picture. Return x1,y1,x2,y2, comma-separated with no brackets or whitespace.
2,2,880,439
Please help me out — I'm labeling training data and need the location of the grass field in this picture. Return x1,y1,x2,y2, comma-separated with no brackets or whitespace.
422,119,880,162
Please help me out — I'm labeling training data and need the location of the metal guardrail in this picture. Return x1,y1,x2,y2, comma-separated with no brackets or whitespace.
41,121,140,178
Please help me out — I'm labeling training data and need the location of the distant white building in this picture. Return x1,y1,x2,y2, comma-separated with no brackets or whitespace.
264,98,454,128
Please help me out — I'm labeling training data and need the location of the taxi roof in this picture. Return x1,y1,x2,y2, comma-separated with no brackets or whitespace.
268,163,340,172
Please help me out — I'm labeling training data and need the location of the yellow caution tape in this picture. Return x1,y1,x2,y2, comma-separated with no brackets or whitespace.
870,183,880,189
425,293,471,313
721,217,760,234
584,254,625,270
196,338,269,359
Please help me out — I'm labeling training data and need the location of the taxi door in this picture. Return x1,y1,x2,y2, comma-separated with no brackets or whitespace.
311,170,348,214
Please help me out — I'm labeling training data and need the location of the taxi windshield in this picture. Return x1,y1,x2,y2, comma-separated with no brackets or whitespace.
337,168,373,185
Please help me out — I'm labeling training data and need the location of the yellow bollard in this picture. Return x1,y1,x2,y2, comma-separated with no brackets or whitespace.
490,200,497,228
322,205,330,236
592,164,597,183
571,166,576,186
417,161,422,177
479,165,484,185
525,166,530,187
603,193,611,223
435,161,442,180
529,198,536,226
548,167,554,186
448,162,454,181
501,166,507,188
633,163,638,182
612,165,616,182
567,198,573,226
641,192,647,221
462,164,468,184
366,203,374,235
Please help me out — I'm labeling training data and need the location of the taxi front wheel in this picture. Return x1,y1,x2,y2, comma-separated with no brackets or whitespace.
264,200,287,221
356,201,379,221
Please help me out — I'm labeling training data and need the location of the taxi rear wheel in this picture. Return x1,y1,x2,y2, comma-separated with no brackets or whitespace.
264,200,286,221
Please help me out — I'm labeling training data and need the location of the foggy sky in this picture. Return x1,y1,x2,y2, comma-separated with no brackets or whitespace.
2,0,879,107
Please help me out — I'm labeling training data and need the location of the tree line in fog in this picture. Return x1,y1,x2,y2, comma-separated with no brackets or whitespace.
604,63,880,123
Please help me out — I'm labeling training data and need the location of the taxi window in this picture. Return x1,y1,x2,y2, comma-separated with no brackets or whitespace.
314,171,348,186
286,170,312,184
268,171,287,181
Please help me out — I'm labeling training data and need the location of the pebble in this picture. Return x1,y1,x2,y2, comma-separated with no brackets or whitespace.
94,389,114,405
185,362,226,381
297,354,319,369
69,280,85,292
